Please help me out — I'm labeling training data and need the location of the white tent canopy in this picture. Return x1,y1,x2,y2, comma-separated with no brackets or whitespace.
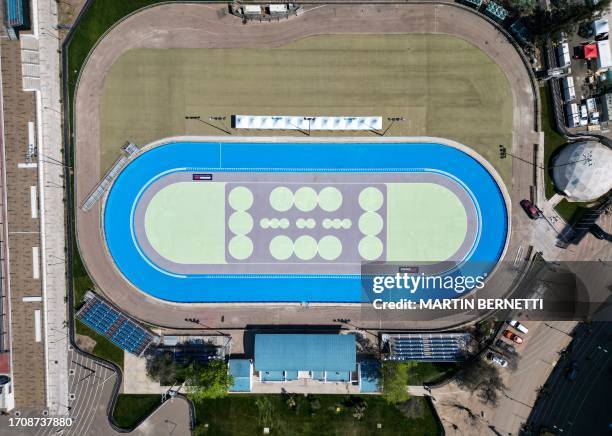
233,115,383,131
597,40,612,70
593,18,609,36
552,141,612,201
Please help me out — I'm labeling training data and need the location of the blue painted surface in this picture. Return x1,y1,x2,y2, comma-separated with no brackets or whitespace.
104,141,508,303
260,371,285,382
325,371,351,382
254,334,356,372
359,360,380,393
229,359,252,392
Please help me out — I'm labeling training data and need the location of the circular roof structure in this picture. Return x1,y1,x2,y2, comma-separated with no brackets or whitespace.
552,141,612,201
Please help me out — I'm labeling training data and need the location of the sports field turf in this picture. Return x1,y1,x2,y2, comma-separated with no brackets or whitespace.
142,180,468,265
100,34,513,183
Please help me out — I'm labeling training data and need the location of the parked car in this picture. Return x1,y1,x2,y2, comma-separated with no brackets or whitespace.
519,199,539,219
495,339,517,355
508,320,529,334
566,361,578,381
486,352,508,368
503,329,524,344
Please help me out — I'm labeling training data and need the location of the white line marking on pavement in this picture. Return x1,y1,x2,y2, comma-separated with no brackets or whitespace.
30,185,38,218
23,296,42,302
35,309,42,342
32,246,40,279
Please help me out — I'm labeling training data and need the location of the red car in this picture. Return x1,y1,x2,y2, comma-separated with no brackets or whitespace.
503,329,524,344
520,199,540,219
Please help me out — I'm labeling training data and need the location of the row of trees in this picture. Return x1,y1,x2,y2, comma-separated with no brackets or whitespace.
501,0,612,37
147,342,506,406
146,351,233,403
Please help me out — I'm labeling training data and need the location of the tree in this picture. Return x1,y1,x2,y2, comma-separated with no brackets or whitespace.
185,359,233,403
455,358,506,406
380,361,410,404
525,0,612,36
506,0,537,16
146,351,178,385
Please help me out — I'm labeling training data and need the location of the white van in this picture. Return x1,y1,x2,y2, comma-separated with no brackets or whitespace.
508,320,529,334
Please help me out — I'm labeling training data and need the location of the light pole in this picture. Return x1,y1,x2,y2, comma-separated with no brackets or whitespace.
185,115,231,135
378,117,404,136
304,116,315,136
209,115,231,133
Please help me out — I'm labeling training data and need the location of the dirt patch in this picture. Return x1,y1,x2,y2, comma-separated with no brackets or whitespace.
75,333,97,352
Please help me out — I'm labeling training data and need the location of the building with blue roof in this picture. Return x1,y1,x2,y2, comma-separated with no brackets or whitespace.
255,333,356,375
227,334,381,393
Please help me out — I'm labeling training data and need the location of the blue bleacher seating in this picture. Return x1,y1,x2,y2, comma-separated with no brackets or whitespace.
77,295,155,356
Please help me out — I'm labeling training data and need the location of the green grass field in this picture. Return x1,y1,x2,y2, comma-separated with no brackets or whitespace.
540,86,567,199
193,394,441,436
100,34,513,184
113,394,161,428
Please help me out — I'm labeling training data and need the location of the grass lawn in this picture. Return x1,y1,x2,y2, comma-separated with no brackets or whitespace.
554,198,591,223
76,319,124,370
66,0,190,107
540,85,567,199
99,34,513,184
113,394,162,428
406,361,460,386
194,394,441,436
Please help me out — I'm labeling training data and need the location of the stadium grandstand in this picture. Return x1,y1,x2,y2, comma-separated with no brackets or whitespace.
484,1,508,23
81,142,139,212
382,333,471,362
158,335,226,365
232,115,382,131
76,291,157,356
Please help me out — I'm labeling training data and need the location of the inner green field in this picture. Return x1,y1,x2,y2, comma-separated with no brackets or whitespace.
144,182,226,264
387,184,467,262
100,34,513,183
143,181,467,264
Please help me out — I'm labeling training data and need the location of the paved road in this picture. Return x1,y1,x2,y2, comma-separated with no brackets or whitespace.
525,322,612,435
431,320,578,435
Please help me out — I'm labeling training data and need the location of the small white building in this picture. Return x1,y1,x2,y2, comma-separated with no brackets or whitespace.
268,4,288,13
243,5,262,15
592,18,609,38
557,42,571,68
596,40,612,71
561,76,576,101
565,102,580,127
